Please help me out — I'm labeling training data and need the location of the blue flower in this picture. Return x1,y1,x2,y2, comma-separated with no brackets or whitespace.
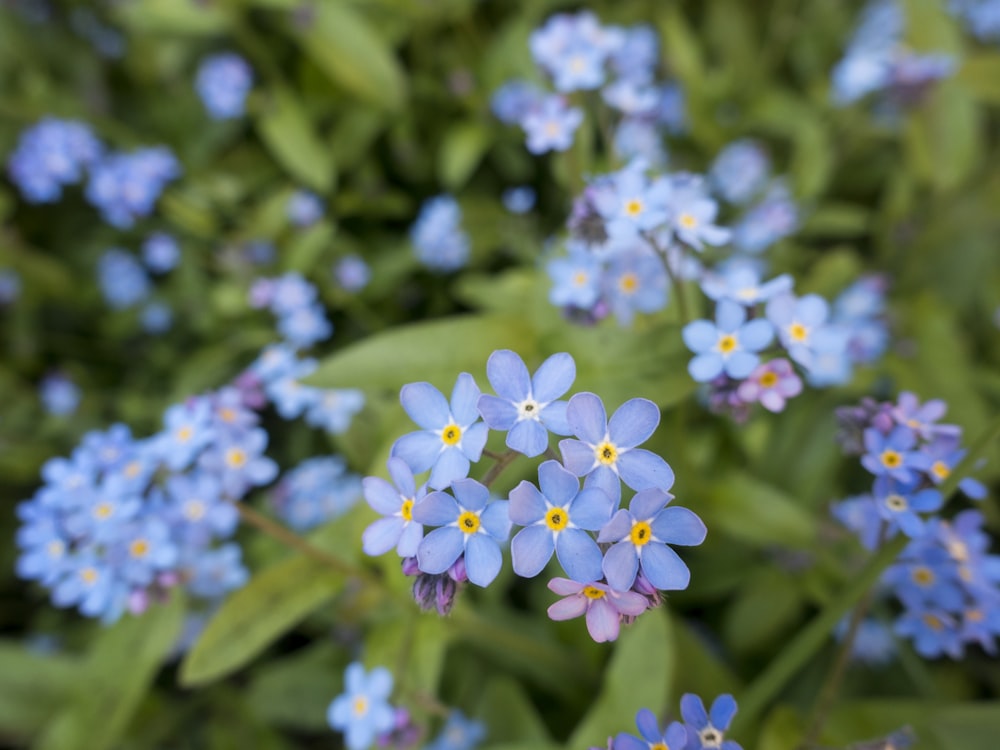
424,711,486,750
39,373,81,416
597,488,706,592
392,374,488,490
602,251,668,326
287,189,324,228
154,399,215,471
710,139,770,205
509,460,612,581
614,709,687,750
477,350,575,457
894,607,963,659
912,438,987,500
559,393,674,504
682,300,774,382
198,427,278,497
765,292,838,370
872,475,942,538
491,80,545,125
732,184,799,254
275,457,362,531
185,543,248,599
304,388,365,434
334,254,371,292
51,554,125,621
362,457,427,558
502,186,536,214
591,164,671,244
141,232,180,274
97,249,151,310
411,478,511,587
522,95,583,154
669,193,730,250
195,52,253,120
547,251,602,310
680,693,742,750
164,472,237,545
6,118,102,203
327,662,396,750
700,264,792,307
411,195,470,272
861,425,919,483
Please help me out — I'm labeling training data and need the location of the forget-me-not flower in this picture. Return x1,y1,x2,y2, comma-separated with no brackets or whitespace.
680,693,742,750
361,457,427,558
327,663,396,750
682,300,774,382
614,709,687,750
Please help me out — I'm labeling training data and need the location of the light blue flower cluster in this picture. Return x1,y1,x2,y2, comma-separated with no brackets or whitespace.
195,52,253,120
249,272,333,350
6,118,102,203
327,662,485,750
410,195,470,272
950,0,1000,41
597,693,742,750
85,146,181,228
39,372,81,417
361,350,705,642
15,382,278,621
831,392,996,659
831,0,955,109
271,456,362,532
286,189,324,228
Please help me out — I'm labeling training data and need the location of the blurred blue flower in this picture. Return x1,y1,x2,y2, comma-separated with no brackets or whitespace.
0,269,21,305
614,709,687,750
411,195,470,272
491,80,545,125
7,118,102,203
521,95,583,154
682,300,774,382
861,425,919,483
334,254,371,292
732,184,799,253
287,189,324,228
273,457,362,532
327,663,396,750
141,232,180,274
547,250,602,311
424,711,486,750
98,249,151,310
602,251,668,326
195,52,253,119
86,147,181,228
502,186,536,214
710,140,770,205
40,373,80,416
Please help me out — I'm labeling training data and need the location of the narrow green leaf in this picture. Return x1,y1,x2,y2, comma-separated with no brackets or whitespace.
706,472,817,549
113,0,231,34
439,120,491,189
254,87,335,193
568,608,674,749
723,568,805,653
0,642,79,741
957,54,1000,104
478,677,551,744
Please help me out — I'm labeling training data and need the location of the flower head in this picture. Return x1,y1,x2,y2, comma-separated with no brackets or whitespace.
195,52,253,120
682,300,774,383
680,693,742,750
327,663,396,750
362,457,428,558
546,578,647,642
614,709,687,750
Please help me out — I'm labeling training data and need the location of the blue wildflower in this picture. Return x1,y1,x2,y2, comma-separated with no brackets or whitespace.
609,24,659,83
411,195,470,273
51,554,125,621
912,438,987,500
141,232,180,274
591,164,671,244
612,119,667,168
98,249,151,310
894,607,963,659
669,188,730,250
700,264,792,307
732,184,799,254
195,52,253,120
861,425,919,483
598,487,706,592
411,478,511,587
765,292,839,370
164,472,237,546
85,147,181,228
682,300,774,382
710,140,770,205
287,189,324,228
6,118,102,203
502,186,536,214
547,250,602,311
40,373,81,416
277,304,333,349
334,254,371,292
327,663,396,750
614,709,687,750
477,350,575,458
424,711,486,750
491,80,545,125
141,302,173,334
602,250,668,326
304,388,365,434
184,543,248,599
198,427,278,497
680,693,742,750
509,460,613,581
274,457,362,531
521,95,583,154
872,475,943,538
154,399,215,471
392,374,488,491
362,457,427,558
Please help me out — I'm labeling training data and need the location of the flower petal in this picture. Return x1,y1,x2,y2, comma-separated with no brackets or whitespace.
547,576,585,596
450,372,482,425
400,382,450,430
548,593,587,621
607,398,660,449
539,400,572,435
362,516,405,556
559,438,597,477
509,480,548,526
740,318,774,351
538,459,580,507
618,449,675,493
597,508,633,543
465,534,502,586
570,487,614,530
532,352,576,403
567,392,608,444
724,351,759,380
689,352,723,382
680,693,709,729
639,542,690,590
716,299,746,332
629,487,671,520
428,448,470,490
682,320,718,353
651,506,707,546
486,349,531,402
709,694,738,730
477,394,518,431
391,431,442,474
480,500,511,540
451,477,490,511
603,540,640,591
367,666,394,699
397,521,423,558
586,598,621,642
511,525,555,577
416,526,464,574
635,709,661,743
507,419,549,457
386,456,415,497
363,476,402,515
556,528,604,583
461,421,488,462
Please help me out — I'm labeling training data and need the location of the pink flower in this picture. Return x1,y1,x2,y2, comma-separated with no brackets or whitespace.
736,358,802,413
546,577,647,642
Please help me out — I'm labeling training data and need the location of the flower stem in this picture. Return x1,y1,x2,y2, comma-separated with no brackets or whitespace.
648,233,691,326
481,449,520,488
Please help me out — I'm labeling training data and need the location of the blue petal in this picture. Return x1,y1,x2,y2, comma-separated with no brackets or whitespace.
682,320,718,353
344,661,366,693
416,527,464,574
477,394,518,431
559,438,597,476
411,491,459,526
538,459,580,507
450,373,482,425
570,487,614,530
507,419,549,457
724,351,758,379
511,525,555,577
798,294,828,326
556,528,604,582
486,349,530,402
651,506,707,546
480,500,511,540
539,400,572,435
585,466,621,506
716,299,746,332
366,666,394,699
386,456,415,497
680,693,709,729
765,294,794,326
635,709,661,743
608,398,660,449
363,476,401,515
639,542,690,590
689,352,723,382
618,449,675,493
709,694,738,730
532,352,576,403
666,722,688,748
391,431,442,473
567,392,607,443
597,508,632,543
603,540,639,591
630,487,671,520
451,477,490,511
328,695,351,728
465,534,503,586
613,734,647,750
362,516,405,555
397,521,423,557
429,448,470,490
509,480,548,525
739,318,774,351
400,382,450,430
461,421,488,462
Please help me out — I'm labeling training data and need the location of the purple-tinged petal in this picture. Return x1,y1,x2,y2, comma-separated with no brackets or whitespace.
386,456,415,497
739,319,774,351
450,373,482,425
451,478,490,512
547,576,585,596
556,528,604,582
400,382,450,430
614,590,650,616
461,422,488,462
603,541,640,591
548,593,588,620
680,694,709,729
585,598,621,642
428,448,470,490
480,500,511,540
598,508,632,543
539,400,572,435
682,320,718,353
532,352,576,403
608,398,660,449
560,438,597,476
689,353,724,382
511,525,555,577
391,431,442,473
507,419,549,457
570,487,614,530
363,476,402,515
465,534,502,586
538,459,580,507
639,543,690,590
411,491,459,526
651,506,707,546
477,394,518,430
416,527,464,574
618,449,675,493
509,480,548,525
629,487,671,520
362,516,405,555
486,350,531,402
567,392,608,443
709,694,738,730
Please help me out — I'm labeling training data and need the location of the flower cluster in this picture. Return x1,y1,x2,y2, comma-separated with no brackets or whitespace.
85,146,181,228
601,693,742,750
6,118,102,203
270,456,362,532
831,0,955,109
249,272,333,350
361,350,705,642
410,195,470,273
327,662,485,750
831,392,995,659
97,241,181,332
195,52,253,120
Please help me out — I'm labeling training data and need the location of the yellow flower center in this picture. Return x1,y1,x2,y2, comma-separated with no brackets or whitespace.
47,540,65,557
176,426,193,443
220,407,237,423
922,613,944,632
624,199,644,217
124,461,142,478
130,539,150,558
885,494,908,512
401,498,414,522
582,586,605,600
93,502,114,520
441,424,462,446
184,500,206,521
619,273,638,294
679,212,698,229
544,121,560,137
545,507,569,531
226,448,247,468
947,540,969,562
716,334,737,354
80,567,98,585
759,371,779,388
930,460,950,480
572,271,588,287
879,449,901,469
651,744,669,750
458,510,480,534
967,609,984,623
352,696,368,717
630,520,653,547
788,322,809,343
912,566,934,586
594,441,617,466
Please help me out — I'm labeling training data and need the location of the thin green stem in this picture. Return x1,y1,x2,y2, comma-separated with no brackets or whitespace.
481,449,520,488
647,233,690,325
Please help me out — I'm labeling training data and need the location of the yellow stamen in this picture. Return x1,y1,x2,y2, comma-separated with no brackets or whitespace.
545,507,568,531
401,498,414,522
630,520,653,547
594,441,617,466
458,510,480,534
582,586,605,600
441,424,462,446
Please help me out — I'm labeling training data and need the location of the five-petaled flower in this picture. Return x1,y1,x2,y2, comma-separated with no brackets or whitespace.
327,662,396,750
361,457,428,558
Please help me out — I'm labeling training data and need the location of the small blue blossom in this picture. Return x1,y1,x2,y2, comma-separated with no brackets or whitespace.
154,399,215,471
682,300,774,382
614,709,687,750
198,427,278,497
411,195,470,273
612,119,667,168
195,52,253,119
491,80,545,125
304,388,365,434
361,457,428,558
765,292,839,370
412,478,511,587
7,118,102,203
502,186,536,214
424,711,486,750
912,438,987,500
732,184,799,254
334,254,371,292
547,250,602,311
602,251,668,326
710,140,770,205
700,264,793,306
872,475,943,538
40,373,81,416
86,147,181,228
591,164,671,244
392,374,488,491
861,425,919,483
98,249,151,310
327,663,396,750
164,472,236,546
477,350,575,457
141,232,180,274
0,269,21,305
521,95,583,154
680,693,742,750
287,189,324,228
273,457,362,531
669,191,730,250
140,302,173,334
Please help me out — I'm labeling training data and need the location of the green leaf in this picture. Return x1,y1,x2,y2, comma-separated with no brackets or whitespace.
568,608,674,749
477,677,551,744
827,700,1000,750
305,314,538,393
180,549,347,686
723,567,805,653
0,642,80,741
247,642,345,731
292,4,406,110
38,595,184,750
438,120,492,189
904,82,980,192
705,472,817,549
254,87,336,193
114,0,231,34
957,54,1000,104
